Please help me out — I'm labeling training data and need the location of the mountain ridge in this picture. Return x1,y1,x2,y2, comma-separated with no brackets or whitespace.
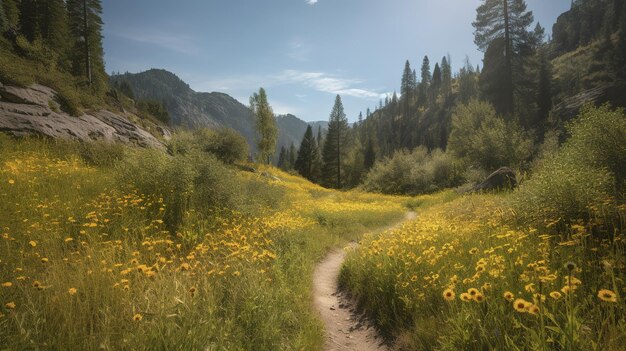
110,69,327,159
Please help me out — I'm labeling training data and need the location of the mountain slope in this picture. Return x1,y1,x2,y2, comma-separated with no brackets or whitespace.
111,69,326,158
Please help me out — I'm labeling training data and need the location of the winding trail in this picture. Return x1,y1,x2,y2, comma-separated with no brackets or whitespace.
313,212,417,351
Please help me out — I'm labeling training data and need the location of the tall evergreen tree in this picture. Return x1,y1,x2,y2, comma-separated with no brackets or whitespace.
295,125,321,181
418,56,431,104
2,0,19,29
458,57,480,103
67,0,106,90
441,55,452,98
473,0,535,116
322,95,349,188
277,146,288,170
420,56,431,85
363,138,376,172
39,0,70,57
400,60,415,100
431,63,442,100
288,142,297,170
0,2,6,32
250,88,278,164
19,0,41,41
316,125,323,147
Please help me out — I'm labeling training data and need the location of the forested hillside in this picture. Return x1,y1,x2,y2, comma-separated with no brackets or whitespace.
285,0,626,194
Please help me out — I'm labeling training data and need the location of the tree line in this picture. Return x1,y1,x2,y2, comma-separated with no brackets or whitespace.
1,0,107,93
272,0,626,191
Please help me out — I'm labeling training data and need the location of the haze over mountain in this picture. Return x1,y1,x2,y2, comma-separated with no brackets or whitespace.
110,69,326,154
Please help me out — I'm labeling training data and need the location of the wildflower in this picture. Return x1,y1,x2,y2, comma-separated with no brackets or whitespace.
513,299,530,313
549,291,562,300
68,288,77,295
189,287,197,297
524,283,536,293
527,304,540,315
468,288,479,297
133,313,142,321
503,291,515,301
460,293,472,302
1,282,12,287
565,276,582,286
41,258,49,263
564,262,577,271
5,302,16,309
32,280,43,289
561,285,573,295
474,292,485,302
597,289,618,303
64,237,73,242
8,179,15,185
442,288,455,301
469,248,479,254
29,240,37,247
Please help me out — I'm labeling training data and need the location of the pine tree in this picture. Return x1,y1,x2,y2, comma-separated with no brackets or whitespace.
39,0,70,56
321,95,349,188
277,146,288,170
458,57,480,103
441,55,452,98
287,143,296,169
0,2,6,32
67,0,106,91
19,0,41,41
250,88,278,164
316,125,323,147
295,126,321,181
418,56,431,104
431,63,442,100
2,0,19,29
420,56,431,85
363,138,376,171
473,0,535,116
400,60,415,100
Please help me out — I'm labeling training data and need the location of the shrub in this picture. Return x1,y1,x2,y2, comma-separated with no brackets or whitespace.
448,100,533,173
169,128,249,164
362,147,463,195
513,104,625,227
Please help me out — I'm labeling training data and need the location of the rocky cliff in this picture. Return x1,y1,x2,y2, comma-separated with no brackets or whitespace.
0,82,169,149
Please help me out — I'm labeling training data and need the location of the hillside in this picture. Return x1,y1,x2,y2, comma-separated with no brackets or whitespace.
110,69,326,157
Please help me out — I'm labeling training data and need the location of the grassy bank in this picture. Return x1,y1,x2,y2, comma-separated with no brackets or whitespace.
0,136,406,350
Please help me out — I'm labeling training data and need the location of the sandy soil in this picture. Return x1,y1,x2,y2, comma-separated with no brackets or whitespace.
312,212,416,351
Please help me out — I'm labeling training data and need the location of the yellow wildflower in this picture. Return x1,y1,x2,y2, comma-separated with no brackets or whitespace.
442,289,455,301
597,289,618,303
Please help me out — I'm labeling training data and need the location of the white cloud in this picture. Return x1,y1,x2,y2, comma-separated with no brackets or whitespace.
306,0,318,5
275,70,387,100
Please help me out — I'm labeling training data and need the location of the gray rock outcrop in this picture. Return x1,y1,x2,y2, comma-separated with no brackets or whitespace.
0,83,168,149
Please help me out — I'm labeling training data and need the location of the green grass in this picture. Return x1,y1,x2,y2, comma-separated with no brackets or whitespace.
0,136,406,350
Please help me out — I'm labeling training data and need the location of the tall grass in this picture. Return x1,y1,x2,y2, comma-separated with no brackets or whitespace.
0,136,406,350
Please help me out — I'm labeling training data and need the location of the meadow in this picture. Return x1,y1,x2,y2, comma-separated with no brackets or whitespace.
0,135,407,350
340,105,626,350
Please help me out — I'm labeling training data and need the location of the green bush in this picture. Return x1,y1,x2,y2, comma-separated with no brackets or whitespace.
362,147,463,195
513,104,625,227
448,100,533,172
169,128,249,164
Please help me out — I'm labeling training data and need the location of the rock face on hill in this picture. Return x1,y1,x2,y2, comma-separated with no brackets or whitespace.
0,82,168,149
111,69,327,157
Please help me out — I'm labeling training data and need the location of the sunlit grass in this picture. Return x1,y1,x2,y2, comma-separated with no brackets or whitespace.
0,137,407,350
341,192,625,350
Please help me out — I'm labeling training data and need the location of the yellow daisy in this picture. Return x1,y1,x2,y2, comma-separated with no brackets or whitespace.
597,289,618,303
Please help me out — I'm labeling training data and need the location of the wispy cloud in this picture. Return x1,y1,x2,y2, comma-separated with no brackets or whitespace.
306,0,318,5
276,70,387,100
193,70,387,101
287,38,312,62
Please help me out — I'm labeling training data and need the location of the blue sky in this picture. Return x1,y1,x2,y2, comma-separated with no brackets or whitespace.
102,0,571,122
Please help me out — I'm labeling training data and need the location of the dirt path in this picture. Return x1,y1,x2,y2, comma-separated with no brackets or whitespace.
313,212,416,351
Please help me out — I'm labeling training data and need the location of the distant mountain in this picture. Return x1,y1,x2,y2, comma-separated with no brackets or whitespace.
110,69,326,159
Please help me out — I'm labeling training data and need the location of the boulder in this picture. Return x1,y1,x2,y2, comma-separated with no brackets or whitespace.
472,167,517,192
